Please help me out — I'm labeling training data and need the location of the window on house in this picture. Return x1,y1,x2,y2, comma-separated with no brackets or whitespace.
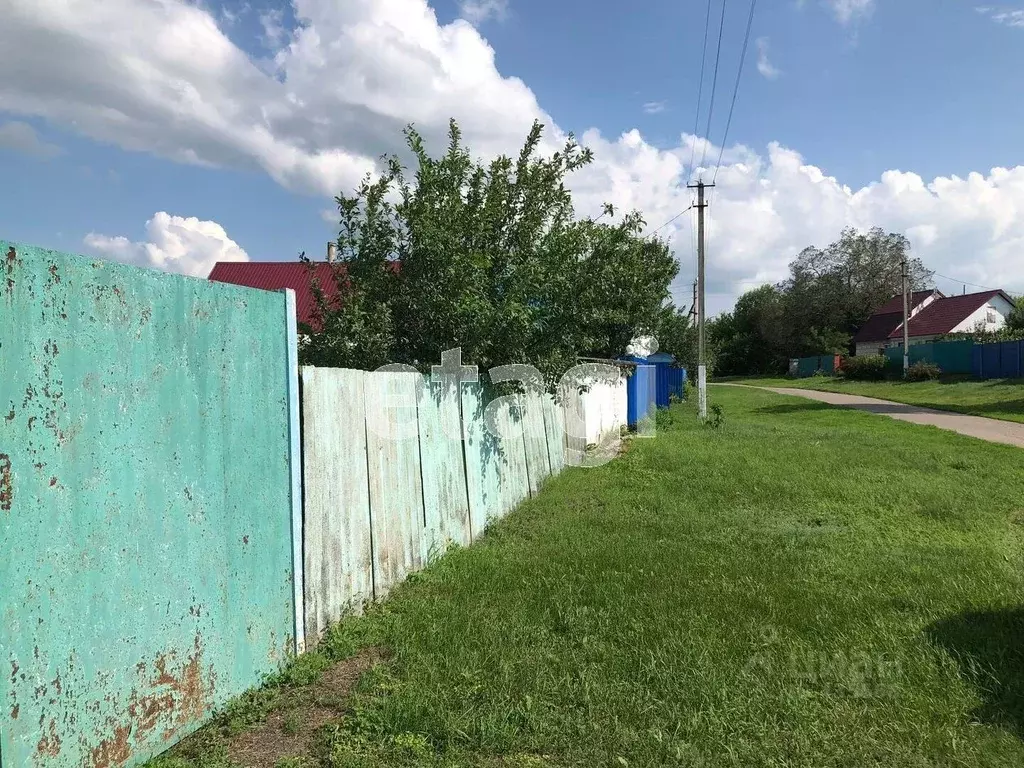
987,310,997,324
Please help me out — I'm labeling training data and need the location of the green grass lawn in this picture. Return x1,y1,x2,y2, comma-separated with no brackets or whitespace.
736,375,1024,424
153,387,1024,768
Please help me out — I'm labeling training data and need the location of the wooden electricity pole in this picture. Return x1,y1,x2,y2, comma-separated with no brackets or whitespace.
902,258,910,376
687,180,714,419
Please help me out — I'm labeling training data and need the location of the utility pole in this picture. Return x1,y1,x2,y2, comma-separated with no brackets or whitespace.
902,258,910,376
687,180,714,420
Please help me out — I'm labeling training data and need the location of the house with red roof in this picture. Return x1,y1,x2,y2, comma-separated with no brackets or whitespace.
852,288,1017,356
207,261,343,329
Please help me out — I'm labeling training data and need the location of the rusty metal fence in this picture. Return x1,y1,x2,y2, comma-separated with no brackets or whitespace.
0,242,302,768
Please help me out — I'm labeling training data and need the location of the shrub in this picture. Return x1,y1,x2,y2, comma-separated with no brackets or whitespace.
841,355,891,381
704,403,725,429
906,361,941,381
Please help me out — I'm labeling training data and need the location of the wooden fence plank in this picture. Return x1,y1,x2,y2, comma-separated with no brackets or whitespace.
364,371,425,597
300,367,373,644
522,391,552,496
461,382,503,537
493,399,531,516
418,379,472,559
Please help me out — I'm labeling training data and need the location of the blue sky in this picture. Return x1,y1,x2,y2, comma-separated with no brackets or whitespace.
1,0,1023,311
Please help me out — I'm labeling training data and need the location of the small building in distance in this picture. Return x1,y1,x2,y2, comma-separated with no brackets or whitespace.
852,289,1016,355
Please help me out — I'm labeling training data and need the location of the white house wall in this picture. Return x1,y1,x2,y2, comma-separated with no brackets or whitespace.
951,295,1016,334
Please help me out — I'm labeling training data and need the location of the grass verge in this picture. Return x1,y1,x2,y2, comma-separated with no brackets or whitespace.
736,375,1024,424
149,386,1024,767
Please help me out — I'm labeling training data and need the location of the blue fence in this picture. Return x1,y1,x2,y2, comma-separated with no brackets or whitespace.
624,363,657,427
621,357,686,427
973,340,1023,379
656,366,687,408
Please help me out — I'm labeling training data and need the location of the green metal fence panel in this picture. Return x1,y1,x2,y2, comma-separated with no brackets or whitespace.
932,340,975,373
796,357,819,377
364,372,425,598
417,378,472,559
300,367,373,644
0,243,296,768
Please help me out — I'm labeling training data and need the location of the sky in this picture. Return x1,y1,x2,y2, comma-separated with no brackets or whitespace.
1,0,1024,316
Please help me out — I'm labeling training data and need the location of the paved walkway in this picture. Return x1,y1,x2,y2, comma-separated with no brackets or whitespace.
717,384,1024,449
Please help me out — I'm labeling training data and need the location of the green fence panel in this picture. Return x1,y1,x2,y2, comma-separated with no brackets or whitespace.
932,340,975,373
797,357,818,377
0,243,297,767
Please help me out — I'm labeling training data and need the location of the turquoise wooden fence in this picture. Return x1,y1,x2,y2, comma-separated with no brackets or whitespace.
300,371,588,644
0,242,300,768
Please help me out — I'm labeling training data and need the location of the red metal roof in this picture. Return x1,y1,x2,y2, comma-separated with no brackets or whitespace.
874,290,937,315
207,262,344,327
887,290,1011,339
852,291,939,343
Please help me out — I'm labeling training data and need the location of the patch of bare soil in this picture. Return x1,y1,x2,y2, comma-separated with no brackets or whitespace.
226,648,385,768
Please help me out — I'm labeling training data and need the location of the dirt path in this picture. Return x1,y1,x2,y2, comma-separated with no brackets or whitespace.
719,384,1024,449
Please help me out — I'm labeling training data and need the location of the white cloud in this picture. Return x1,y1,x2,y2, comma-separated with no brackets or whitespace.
0,121,63,159
642,101,667,115
259,7,288,47
3,0,1024,313
458,0,509,25
755,37,780,80
825,0,875,24
566,132,1024,313
975,6,1024,27
84,212,249,277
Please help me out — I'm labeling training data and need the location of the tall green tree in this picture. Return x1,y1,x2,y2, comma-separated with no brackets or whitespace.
301,120,677,386
1007,296,1024,332
780,228,932,355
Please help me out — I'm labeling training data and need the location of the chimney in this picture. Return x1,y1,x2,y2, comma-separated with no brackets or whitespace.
327,241,337,263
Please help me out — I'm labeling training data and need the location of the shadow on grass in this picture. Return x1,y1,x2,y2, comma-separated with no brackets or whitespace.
755,402,942,416
928,607,1024,739
754,403,837,416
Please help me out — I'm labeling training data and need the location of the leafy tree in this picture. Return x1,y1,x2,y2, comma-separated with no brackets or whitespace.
302,120,677,387
1007,296,1024,332
708,285,790,377
705,227,937,376
779,228,931,356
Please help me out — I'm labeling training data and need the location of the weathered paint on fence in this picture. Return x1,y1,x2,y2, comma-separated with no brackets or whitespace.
364,372,425,597
0,242,296,768
521,391,552,496
461,382,505,535
285,290,305,655
487,397,531,517
417,379,472,557
543,393,567,475
300,367,374,643
559,381,588,466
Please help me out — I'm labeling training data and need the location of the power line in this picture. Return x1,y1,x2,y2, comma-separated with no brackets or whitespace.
687,0,714,180
644,203,695,237
932,272,1021,298
712,0,758,183
699,0,729,171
